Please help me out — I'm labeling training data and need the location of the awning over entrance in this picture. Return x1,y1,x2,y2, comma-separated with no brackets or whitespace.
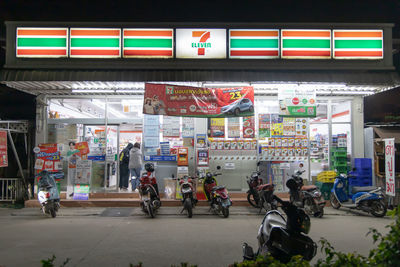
1,69,399,96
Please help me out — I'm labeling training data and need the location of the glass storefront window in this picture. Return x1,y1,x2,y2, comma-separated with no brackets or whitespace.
309,124,329,178
332,124,352,155
49,98,105,119
309,101,328,123
332,100,351,122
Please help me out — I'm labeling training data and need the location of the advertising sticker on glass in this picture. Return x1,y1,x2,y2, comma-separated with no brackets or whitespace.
278,88,317,117
243,117,255,138
258,114,271,138
143,83,254,118
210,118,225,138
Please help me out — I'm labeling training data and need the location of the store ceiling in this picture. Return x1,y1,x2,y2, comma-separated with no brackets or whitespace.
1,80,397,97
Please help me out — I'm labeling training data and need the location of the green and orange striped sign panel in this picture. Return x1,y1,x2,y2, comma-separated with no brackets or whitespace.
229,29,279,59
333,30,383,59
123,29,173,58
16,28,68,58
281,29,331,59
70,28,121,58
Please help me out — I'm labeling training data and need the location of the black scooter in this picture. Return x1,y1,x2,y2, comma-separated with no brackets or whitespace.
286,170,325,218
243,195,317,263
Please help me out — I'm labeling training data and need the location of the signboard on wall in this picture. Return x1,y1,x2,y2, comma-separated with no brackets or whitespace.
278,88,317,117
0,131,8,167
333,30,383,59
384,138,396,197
122,28,174,58
143,83,254,117
176,29,226,59
16,27,68,58
229,29,279,59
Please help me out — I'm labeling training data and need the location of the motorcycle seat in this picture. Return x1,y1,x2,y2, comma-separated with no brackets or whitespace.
352,186,377,194
212,185,225,191
257,183,273,191
301,185,317,191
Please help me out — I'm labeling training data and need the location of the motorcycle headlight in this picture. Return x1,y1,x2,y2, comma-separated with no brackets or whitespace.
313,191,321,198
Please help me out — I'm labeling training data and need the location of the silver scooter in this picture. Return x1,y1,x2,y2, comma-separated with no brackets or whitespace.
243,195,317,263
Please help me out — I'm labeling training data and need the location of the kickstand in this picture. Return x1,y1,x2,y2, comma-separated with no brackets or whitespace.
180,207,185,214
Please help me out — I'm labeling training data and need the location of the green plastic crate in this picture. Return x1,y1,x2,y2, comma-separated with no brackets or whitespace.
315,181,334,200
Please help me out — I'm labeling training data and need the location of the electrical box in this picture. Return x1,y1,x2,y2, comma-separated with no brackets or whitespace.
177,147,189,166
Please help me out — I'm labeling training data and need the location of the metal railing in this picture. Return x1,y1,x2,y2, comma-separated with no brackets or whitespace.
0,178,24,202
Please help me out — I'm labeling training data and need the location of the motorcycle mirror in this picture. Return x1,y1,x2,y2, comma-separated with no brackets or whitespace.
217,166,221,170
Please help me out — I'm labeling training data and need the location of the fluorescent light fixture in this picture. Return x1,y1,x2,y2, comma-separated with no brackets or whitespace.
72,89,115,93
115,90,145,93
252,83,298,88
203,82,250,87
316,91,375,95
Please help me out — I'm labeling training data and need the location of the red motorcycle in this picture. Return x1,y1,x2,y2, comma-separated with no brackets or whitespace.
246,163,277,213
139,163,161,218
201,166,232,218
174,175,198,218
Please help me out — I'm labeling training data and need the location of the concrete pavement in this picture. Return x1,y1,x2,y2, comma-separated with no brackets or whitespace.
0,206,394,267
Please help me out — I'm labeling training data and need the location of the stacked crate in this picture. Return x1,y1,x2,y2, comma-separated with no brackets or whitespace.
331,147,348,174
348,158,373,196
316,170,337,200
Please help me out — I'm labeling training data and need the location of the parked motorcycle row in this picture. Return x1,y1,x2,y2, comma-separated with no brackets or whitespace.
242,163,388,263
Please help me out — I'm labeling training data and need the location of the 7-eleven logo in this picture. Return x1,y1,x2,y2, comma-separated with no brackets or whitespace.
192,31,211,56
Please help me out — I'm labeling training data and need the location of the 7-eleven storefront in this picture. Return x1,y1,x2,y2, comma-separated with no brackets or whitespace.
1,21,399,198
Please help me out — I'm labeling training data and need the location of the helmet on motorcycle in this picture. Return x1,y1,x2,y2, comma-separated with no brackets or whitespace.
144,163,155,172
286,178,298,191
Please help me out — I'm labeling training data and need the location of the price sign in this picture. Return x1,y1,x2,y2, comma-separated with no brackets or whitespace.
384,138,396,197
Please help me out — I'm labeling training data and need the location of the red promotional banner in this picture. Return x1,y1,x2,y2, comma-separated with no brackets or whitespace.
143,83,254,117
0,131,8,167
75,141,90,159
35,144,60,172
243,116,255,138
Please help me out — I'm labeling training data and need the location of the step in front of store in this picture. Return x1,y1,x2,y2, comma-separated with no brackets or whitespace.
25,192,292,208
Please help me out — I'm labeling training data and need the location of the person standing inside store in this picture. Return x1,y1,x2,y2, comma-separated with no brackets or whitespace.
119,143,133,191
129,142,142,192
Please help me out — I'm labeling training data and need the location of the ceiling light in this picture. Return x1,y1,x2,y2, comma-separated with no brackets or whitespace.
202,82,251,87
72,89,115,93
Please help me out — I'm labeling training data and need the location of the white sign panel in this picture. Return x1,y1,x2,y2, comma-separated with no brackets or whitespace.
384,138,396,197
176,29,226,59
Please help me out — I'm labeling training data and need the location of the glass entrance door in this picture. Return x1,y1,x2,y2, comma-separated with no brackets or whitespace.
84,125,119,192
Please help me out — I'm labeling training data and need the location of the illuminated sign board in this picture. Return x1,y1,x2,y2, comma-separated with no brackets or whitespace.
281,29,331,59
123,28,174,58
333,30,383,59
70,28,121,58
176,28,226,59
229,29,279,59
16,27,68,58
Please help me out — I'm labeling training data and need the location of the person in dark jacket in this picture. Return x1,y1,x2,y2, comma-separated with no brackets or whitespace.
119,143,133,190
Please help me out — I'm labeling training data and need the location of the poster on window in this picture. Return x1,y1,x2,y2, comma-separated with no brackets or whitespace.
283,118,296,136
163,116,180,138
243,116,255,138
35,144,60,172
295,118,308,137
75,142,90,160
271,114,283,136
182,117,195,138
258,114,271,138
210,118,225,138
278,88,316,117
0,131,7,167
143,83,254,117
228,117,240,138
384,138,396,197
75,159,92,184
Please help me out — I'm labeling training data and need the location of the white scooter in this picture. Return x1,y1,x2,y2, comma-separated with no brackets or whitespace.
37,171,61,218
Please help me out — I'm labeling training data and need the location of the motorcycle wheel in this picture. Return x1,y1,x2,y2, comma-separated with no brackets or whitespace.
222,207,229,218
49,207,56,218
330,193,341,209
371,200,387,217
314,208,324,218
247,193,259,208
147,203,155,218
303,198,314,215
184,198,193,218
